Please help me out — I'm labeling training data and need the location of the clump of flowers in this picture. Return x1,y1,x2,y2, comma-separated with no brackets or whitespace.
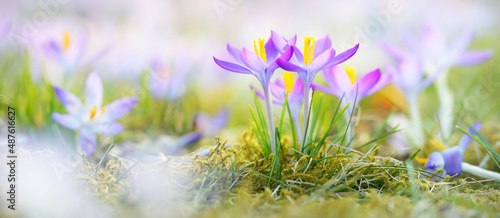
214,30,359,153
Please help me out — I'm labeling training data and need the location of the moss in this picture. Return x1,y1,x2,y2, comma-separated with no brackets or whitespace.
75,129,500,217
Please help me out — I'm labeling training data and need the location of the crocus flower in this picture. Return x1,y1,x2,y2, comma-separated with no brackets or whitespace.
148,58,188,101
385,58,440,98
424,123,482,177
213,30,295,155
383,25,493,140
164,108,229,154
52,71,138,155
253,72,304,138
276,36,359,149
312,65,391,116
41,30,110,74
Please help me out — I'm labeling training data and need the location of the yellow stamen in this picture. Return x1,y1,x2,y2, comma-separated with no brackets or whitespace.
101,107,106,114
430,140,448,151
413,156,428,164
62,31,71,51
253,38,267,62
344,66,356,84
283,72,294,93
89,106,97,120
303,37,315,65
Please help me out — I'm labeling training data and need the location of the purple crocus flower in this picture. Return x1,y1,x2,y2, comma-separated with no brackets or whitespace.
384,25,493,71
52,71,138,155
384,58,439,97
213,30,295,154
276,35,359,149
425,123,482,177
383,25,492,140
41,30,110,74
253,72,304,137
276,35,359,90
148,57,188,101
312,66,391,116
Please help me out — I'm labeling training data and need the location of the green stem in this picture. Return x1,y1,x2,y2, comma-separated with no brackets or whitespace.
408,94,424,147
301,83,311,151
263,84,277,155
436,69,453,140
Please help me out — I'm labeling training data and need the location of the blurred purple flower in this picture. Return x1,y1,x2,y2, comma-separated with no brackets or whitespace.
253,72,304,136
383,25,493,71
194,107,229,137
148,58,188,101
313,66,391,113
425,123,482,177
385,58,439,97
41,30,110,74
52,71,138,156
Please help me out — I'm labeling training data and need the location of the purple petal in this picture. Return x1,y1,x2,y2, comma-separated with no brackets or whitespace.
271,30,289,54
95,122,124,136
290,78,304,100
441,147,463,176
448,30,474,60
101,97,138,122
381,42,408,62
80,128,97,156
331,66,352,96
311,83,339,97
454,50,493,66
287,35,297,47
213,57,253,74
53,86,83,114
353,69,381,99
194,108,229,136
251,85,266,101
419,25,447,56
85,71,103,108
313,35,332,58
168,132,203,153
148,71,169,99
367,72,391,96
277,48,306,73
240,47,267,72
425,151,444,172
41,41,63,61
52,113,81,130
458,122,482,153
211,107,230,133
226,43,242,62
270,81,286,104
264,36,279,62
325,44,359,69
307,49,335,73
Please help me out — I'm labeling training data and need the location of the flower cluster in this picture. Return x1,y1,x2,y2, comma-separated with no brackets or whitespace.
383,25,493,146
214,30,386,153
